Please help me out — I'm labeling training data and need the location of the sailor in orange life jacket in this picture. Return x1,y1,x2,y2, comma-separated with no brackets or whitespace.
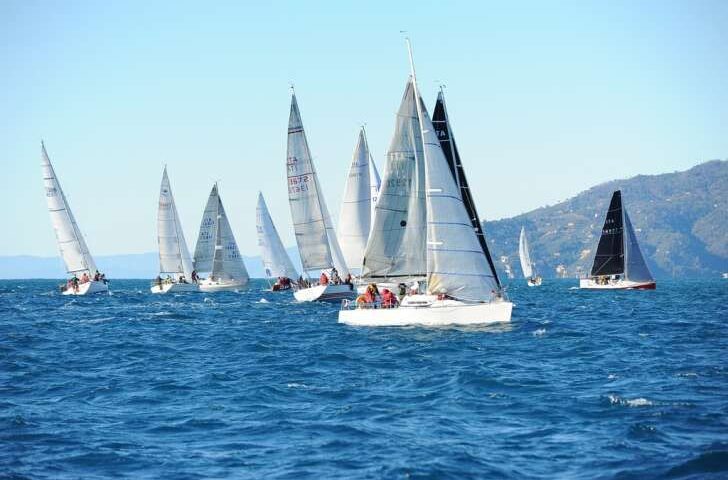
319,271,329,286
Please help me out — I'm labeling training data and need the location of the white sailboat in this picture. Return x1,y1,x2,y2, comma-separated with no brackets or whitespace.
580,190,656,290
286,91,354,302
339,41,512,327
193,184,249,292
151,167,198,294
337,127,381,275
256,192,298,291
519,227,542,286
41,142,108,295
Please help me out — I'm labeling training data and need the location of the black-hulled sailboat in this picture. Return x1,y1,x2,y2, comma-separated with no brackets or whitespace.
580,190,655,290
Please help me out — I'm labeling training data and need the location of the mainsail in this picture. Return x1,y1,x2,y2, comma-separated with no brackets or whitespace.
590,190,625,277
432,90,502,290
193,184,249,282
157,167,193,279
286,93,349,277
412,90,499,301
41,142,98,275
338,128,376,272
361,79,427,281
519,227,534,279
256,192,299,279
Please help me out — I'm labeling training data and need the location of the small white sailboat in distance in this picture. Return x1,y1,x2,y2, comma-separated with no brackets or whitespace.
338,127,381,275
286,91,354,302
256,192,298,291
580,190,655,290
519,227,542,286
151,167,198,294
339,41,512,327
41,142,108,295
192,183,249,292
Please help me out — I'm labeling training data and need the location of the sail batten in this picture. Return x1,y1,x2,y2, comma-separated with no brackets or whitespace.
41,142,98,276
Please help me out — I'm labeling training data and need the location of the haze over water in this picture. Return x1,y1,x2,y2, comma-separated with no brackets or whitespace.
2,279,726,479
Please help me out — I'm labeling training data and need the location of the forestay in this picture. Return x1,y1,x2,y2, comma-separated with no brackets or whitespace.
519,227,534,278
41,142,98,275
623,209,654,282
256,193,299,279
286,93,349,277
157,167,193,279
416,96,499,301
361,80,427,281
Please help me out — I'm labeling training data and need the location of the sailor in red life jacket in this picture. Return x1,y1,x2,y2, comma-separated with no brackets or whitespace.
364,284,378,304
381,288,398,308
319,271,329,286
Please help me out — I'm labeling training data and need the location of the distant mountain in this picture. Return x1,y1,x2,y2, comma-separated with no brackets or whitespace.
484,160,728,279
0,249,303,280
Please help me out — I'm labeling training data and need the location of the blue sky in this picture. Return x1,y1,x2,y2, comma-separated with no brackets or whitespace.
1,0,726,257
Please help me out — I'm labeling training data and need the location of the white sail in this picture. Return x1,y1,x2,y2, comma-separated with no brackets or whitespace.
193,184,219,273
194,184,248,282
41,142,98,275
286,93,349,277
256,193,299,279
361,80,427,281
157,167,193,279
623,209,653,283
412,89,499,301
338,128,374,272
519,227,534,279
211,191,249,282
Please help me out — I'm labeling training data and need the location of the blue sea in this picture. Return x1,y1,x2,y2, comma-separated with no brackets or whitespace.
1,279,726,479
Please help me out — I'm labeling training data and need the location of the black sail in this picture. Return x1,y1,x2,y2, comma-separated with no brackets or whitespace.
432,91,502,290
590,190,625,277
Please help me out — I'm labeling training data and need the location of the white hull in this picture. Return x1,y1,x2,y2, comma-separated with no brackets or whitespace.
579,278,656,290
62,280,108,296
294,283,355,302
339,295,513,327
527,276,542,287
198,279,247,292
150,282,200,294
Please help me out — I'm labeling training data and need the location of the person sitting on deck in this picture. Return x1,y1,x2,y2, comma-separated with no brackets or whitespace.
355,293,368,307
71,275,80,292
155,276,162,288
381,288,399,308
319,271,329,286
93,270,100,281
179,275,187,284
409,281,420,295
364,284,378,305
331,269,341,285
398,283,407,301
80,272,90,284
191,270,199,284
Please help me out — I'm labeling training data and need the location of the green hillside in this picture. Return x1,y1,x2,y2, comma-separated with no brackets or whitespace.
483,160,727,279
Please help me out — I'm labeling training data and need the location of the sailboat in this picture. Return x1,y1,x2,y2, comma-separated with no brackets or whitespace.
580,190,655,290
151,167,198,294
339,41,512,327
41,142,108,295
256,192,298,291
286,91,354,302
192,184,249,292
337,127,381,275
519,227,542,286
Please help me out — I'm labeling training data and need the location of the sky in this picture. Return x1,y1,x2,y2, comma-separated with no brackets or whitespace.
1,0,727,258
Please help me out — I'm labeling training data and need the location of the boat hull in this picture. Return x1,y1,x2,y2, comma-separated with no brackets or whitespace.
198,279,247,292
339,297,513,327
150,282,200,294
294,284,355,302
579,278,656,290
62,280,108,296
527,276,543,287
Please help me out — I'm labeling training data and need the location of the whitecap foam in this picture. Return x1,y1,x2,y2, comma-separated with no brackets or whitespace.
533,328,546,336
257,298,270,304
